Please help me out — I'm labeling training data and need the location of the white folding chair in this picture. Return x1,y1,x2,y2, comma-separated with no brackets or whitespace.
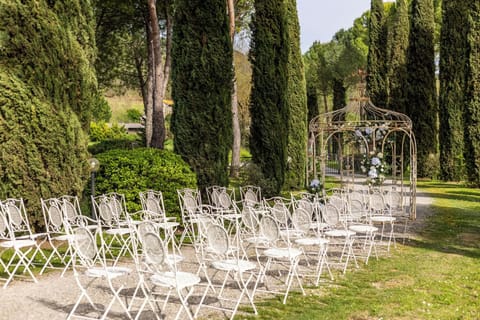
256,213,306,304
0,201,39,288
40,197,76,276
92,193,134,266
196,222,259,319
291,207,333,285
130,228,201,320
369,192,396,252
239,185,262,208
67,226,132,320
1,198,48,269
177,188,203,247
322,204,358,274
61,195,97,228
140,190,180,250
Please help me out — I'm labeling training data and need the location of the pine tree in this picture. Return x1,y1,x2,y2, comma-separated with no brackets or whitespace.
249,0,288,195
387,0,409,114
439,0,469,181
464,0,480,186
406,0,438,178
0,0,95,225
284,0,308,190
171,0,233,190
367,0,388,108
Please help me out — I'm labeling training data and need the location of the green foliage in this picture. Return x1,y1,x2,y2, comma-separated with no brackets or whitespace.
89,121,129,142
439,0,469,181
93,148,197,218
387,0,409,115
367,0,388,108
91,94,112,122
283,0,307,191
126,108,142,122
88,137,141,155
249,0,288,195
171,0,233,191
0,72,89,229
0,0,99,129
406,0,439,178
464,0,480,187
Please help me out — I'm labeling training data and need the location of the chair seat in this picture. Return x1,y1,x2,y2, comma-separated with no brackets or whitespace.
106,227,132,235
370,216,396,223
212,259,256,273
245,236,269,245
264,247,302,259
150,271,200,290
156,221,180,229
295,237,329,246
85,266,131,279
325,229,356,238
349,225,378,233
0,239,36,249
51,234,76,242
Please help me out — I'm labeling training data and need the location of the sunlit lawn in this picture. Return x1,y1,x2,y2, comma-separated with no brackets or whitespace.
232,181,480,320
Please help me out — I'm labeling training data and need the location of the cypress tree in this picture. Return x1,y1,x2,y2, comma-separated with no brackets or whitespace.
284,0,308,190
306,84,319,123
171,0,233,190
332,78,347,111
367,0,388,108
249,0,288,195
464,0,480,186
439,0,469,181
406,0,438,178
0,0,96,225
387,0,409,114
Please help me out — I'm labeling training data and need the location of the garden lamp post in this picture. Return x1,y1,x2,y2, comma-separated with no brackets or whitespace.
88,158,100,219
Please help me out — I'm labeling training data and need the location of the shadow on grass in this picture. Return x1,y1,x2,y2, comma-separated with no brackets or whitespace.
405,237,480,259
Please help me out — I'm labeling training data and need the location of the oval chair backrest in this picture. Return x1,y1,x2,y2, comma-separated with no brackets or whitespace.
137,221,157,244
349,199,365,221
244,189,258,207
297,198,314,216
206,224,229,256
4,200,29,233
292,207,311,233
242,206,259,232
48,204,64,231
322,204,340,226
183,194,198,214
0,205,10,238
63,199,78,223
142,232,167,267
146,197,163,217
369,193,385,212
98,199,114,225
218,192,232,209
271,202,289,226
260,215,280,243
73,227,97,268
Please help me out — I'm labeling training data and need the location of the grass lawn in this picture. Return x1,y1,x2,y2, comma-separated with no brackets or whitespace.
237,181,480,320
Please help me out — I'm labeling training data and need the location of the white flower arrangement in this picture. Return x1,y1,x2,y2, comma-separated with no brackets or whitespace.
308,178,323,194
361,151,387,186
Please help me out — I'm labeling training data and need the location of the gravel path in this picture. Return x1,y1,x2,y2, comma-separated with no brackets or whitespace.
0,192,434,320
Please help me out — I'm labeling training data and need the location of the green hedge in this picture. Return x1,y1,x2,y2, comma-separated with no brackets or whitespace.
92,148,197,219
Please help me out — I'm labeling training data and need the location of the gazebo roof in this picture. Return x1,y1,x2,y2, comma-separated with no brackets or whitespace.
309,97,412,134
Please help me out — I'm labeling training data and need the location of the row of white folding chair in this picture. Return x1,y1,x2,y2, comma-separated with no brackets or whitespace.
0,198,48,288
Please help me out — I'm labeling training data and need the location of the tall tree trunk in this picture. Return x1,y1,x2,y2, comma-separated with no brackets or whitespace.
144,23,154,147
162,4,173,96
228,0,241,177
149,0,166,149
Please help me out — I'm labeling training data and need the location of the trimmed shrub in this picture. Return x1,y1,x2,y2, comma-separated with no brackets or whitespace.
89,121,129,142
0,72,89,230
88,137,142,155
93,148,197,219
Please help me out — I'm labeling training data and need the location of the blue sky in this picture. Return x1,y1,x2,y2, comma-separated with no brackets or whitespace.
297,0,371,53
